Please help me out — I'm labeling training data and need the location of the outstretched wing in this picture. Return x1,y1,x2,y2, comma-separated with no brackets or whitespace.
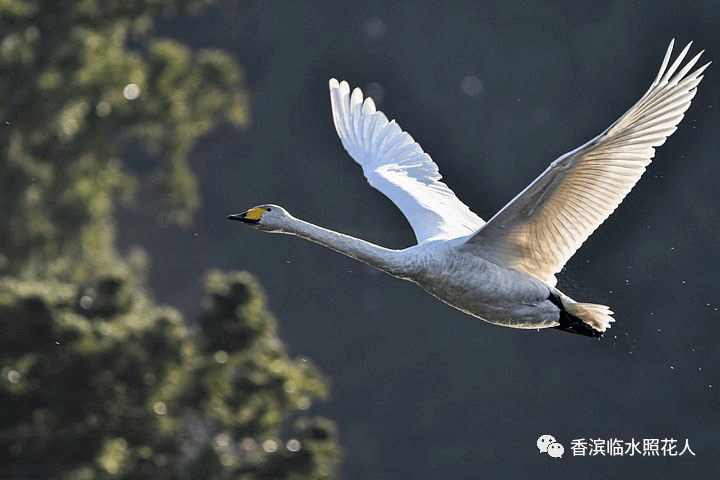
463,40,709,285
329,78,484,244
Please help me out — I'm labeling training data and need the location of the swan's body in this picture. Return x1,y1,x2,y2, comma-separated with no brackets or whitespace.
230,41,708,337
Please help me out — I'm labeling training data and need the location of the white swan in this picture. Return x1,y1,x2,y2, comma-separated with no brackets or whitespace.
229,40,708,337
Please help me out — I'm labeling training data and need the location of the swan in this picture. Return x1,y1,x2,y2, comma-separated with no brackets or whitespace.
229,40,708,337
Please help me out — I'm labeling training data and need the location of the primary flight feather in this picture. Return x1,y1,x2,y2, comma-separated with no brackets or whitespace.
329,79,486,243
230,40,709,337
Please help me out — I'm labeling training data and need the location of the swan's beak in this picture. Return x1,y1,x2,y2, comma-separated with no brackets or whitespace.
228,207,264,224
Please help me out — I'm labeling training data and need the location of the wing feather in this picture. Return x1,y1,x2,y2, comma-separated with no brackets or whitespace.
329,79,484,243
463,40,709,285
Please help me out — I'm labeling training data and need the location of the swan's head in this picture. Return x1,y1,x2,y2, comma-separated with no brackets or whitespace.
227,204,290,232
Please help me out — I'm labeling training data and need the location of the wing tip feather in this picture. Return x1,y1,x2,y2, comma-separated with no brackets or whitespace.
467,40,708,282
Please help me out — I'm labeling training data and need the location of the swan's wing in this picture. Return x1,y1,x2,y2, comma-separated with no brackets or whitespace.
463,40,709,286
329,78,485,244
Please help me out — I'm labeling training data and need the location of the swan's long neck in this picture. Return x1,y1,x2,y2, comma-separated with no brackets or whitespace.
283,216,406,276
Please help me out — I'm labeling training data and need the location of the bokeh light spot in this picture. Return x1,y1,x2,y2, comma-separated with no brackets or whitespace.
153,401,167,415
214,350,229,364
363,17,386,39
96,101,112,117
262,439,277,453
79,295,94,310
460,75,483,96
123,84,140,100
364,82,385,105
241,438,257,451
215,432,230,448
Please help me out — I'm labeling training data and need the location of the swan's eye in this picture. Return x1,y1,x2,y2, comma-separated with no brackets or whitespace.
266,207,272,212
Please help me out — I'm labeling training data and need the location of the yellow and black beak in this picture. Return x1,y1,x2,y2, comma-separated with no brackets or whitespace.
227,207,264,224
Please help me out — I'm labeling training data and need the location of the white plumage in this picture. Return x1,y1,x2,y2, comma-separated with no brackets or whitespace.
230,41,709,337
329,78,485,243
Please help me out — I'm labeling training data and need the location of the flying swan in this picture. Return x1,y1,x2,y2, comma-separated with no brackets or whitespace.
229,40,708,337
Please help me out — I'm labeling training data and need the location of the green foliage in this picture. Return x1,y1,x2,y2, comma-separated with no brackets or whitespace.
0,0,248,278
0,273,191,479
0,1,341,479
188,271,340,479
0,271,341,479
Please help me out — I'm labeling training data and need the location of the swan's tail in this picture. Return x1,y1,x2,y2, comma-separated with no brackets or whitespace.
554,297,614,337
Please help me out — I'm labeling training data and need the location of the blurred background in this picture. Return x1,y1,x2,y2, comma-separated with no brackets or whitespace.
1,0,719,479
